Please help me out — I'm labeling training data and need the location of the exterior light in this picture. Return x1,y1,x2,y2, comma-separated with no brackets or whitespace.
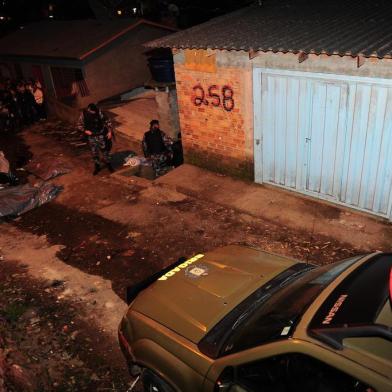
132,7,137,14
49,14,54,18
0,16,4,20
117,9,122,15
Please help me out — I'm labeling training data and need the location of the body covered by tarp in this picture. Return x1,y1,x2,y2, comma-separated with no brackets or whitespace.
0,182,62,217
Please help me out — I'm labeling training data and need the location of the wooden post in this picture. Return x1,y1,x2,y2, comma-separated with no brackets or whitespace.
357,56,365,68
249,50,260,60
298,52,309,63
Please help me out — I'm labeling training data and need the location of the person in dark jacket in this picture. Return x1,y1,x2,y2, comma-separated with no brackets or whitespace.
77,103,114,175
142,120,173,176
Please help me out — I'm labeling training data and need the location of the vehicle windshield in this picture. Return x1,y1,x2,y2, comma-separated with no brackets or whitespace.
198,255,364,358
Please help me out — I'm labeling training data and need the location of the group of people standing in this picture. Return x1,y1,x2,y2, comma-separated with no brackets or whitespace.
78,103,183,177
0,78,46,132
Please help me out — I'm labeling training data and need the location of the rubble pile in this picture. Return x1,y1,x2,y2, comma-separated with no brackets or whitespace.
38,121,88,150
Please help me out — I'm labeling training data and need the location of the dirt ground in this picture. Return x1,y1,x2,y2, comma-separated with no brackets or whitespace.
0,121,369,391
0,261,130,392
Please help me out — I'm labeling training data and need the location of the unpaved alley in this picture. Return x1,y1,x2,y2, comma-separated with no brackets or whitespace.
0,121,389,391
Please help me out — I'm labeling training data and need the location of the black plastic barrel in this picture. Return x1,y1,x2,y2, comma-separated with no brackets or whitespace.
148,57,175,83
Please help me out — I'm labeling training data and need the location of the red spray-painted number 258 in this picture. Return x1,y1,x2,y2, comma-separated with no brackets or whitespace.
192,84,234,112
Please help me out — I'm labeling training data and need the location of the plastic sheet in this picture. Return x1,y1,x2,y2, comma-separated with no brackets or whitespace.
0,182,62,217
26,157,71,180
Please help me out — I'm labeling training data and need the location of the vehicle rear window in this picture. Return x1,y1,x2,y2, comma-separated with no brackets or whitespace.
199,255,363,358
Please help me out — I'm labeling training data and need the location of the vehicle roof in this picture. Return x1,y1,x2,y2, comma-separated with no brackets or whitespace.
131,245,299,343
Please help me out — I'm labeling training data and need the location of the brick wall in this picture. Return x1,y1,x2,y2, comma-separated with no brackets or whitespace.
174,50,254,180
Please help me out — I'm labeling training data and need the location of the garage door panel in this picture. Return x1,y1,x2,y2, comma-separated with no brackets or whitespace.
343,84,371,206
307,82,345,197
255,69,392,219
303,80,347,198
263,75,300,188
358,86,388,211
372,90,392,215
285,77,300,189
333,84,349,200
296,79,312,190
261,75,276,183
320,84,344,196
307,82,327,193
274,76,288,186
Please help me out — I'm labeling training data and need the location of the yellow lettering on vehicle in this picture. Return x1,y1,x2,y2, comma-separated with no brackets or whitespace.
158,254,204,281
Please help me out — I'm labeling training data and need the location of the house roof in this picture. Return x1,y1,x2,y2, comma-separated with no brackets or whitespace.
0,19,175,60
146,1,392,59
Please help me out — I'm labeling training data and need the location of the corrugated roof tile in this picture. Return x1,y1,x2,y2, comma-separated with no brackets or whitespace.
146,1,392,59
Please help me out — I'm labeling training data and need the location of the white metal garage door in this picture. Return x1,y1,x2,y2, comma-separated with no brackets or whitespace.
253,69,392,219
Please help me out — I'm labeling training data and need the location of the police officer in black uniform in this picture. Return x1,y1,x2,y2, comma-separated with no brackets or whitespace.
142,119,173,176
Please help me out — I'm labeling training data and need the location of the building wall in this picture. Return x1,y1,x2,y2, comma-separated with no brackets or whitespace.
82,25,173,107
173,50,254,179
0,24,173,122
173,49,392,180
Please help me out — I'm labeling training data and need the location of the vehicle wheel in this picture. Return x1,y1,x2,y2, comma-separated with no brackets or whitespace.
142,369,175,392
